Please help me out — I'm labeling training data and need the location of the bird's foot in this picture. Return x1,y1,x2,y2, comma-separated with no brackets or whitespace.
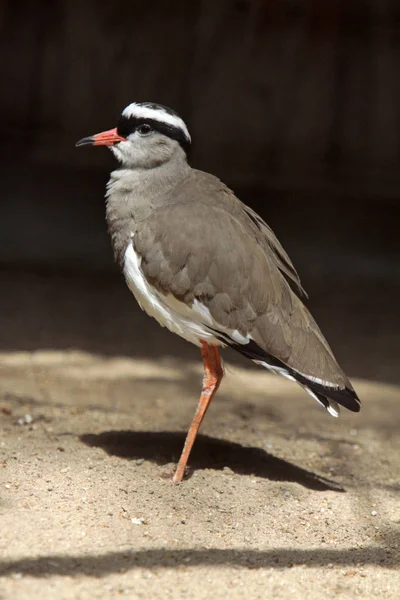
163,465,189,483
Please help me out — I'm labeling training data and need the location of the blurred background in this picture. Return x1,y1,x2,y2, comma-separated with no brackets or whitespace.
0,0,399,384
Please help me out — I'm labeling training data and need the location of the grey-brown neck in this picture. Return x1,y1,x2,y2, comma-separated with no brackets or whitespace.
105,148,191,267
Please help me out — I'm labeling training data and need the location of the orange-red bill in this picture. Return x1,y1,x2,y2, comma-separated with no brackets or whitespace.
76,128,126,147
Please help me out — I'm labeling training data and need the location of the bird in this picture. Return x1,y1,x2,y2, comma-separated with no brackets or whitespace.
76,101,360,482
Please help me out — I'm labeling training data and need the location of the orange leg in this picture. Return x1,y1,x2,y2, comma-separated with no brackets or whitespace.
171,341,223,483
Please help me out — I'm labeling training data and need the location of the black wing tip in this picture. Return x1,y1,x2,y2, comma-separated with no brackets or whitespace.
293,376,361,413
226,338,361,413
338,386,361,412
307,385,361,414
316,380,361,413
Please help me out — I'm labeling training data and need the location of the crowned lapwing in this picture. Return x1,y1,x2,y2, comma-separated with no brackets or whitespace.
76,102,360,482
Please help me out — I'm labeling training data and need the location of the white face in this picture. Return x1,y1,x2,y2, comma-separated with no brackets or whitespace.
112,103,191,169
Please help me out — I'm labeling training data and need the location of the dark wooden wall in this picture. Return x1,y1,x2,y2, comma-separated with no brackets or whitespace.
1,1,399,274
1,0,400,196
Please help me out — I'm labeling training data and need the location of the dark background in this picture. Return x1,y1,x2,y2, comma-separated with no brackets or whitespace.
0,0,399,383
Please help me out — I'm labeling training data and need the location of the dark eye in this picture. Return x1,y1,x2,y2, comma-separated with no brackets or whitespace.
136,124,153,136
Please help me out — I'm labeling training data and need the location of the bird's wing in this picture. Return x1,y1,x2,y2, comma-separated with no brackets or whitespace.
240,204,308,299
133,198,359,413
133,166,359,410
134,199,284,330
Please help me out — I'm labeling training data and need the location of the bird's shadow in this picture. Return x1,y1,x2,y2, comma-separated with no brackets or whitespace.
80,431,345,492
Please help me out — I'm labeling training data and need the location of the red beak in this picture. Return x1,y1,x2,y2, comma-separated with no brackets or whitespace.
76,127,127,147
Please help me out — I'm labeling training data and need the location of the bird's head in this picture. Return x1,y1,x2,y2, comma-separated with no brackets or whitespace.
76,102,191,168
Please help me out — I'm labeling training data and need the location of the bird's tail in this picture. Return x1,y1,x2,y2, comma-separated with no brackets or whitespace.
228,339,361,417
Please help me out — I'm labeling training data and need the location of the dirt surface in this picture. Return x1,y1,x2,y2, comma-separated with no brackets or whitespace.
0,270,399,599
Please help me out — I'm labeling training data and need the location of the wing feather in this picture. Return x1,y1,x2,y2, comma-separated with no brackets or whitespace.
133,171,359,410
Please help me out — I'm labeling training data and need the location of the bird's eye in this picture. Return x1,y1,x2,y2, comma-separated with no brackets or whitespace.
136,124,153,136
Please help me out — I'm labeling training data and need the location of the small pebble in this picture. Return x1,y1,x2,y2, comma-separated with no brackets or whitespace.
222,466,233,474
17,414,33,426
371,510,377,517
131,517,146,525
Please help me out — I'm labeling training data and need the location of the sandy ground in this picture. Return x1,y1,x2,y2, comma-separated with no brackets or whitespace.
0,270,399,599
